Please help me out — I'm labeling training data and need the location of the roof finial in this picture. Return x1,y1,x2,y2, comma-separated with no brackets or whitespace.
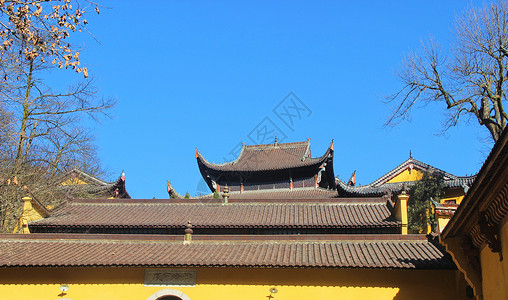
274,135,278,146
196,148,199,159
222,185,230,204
184,220,193,244
347,170,356,186
409,150,413,159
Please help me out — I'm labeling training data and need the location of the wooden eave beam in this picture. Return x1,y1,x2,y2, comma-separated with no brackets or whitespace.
442,128,508,239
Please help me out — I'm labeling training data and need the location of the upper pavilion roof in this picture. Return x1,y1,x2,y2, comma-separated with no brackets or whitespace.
197,139,333,173
195,187,339,200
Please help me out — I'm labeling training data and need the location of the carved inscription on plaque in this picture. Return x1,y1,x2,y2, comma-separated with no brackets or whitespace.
144,269,196,286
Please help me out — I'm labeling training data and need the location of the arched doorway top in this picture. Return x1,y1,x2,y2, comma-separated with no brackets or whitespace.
146,289,191,300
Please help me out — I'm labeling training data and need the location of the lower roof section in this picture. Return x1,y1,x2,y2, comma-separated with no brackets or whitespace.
0,233,455,270
29,198,399,231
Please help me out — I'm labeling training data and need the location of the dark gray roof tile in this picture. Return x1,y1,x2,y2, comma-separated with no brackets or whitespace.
0,234,456,269
30,199,399,230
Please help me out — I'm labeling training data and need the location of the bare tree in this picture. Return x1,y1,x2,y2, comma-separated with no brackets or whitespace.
0,53,113,232
0,0,101,77
387,1,508,142
0,1,113,233
0,102,14,150
0,51,114,175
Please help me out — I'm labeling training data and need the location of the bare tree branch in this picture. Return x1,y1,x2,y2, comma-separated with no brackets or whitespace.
0,1,114,233
387,1,508,142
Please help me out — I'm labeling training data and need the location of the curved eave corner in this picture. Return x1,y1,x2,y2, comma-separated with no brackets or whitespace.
110,170,131,199
196,148,216,193
196,143,246,170
324,140,336,189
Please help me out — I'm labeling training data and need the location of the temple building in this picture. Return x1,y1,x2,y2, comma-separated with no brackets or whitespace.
440,127,508,300
11,169,130,234
0,139,471,300
195,139,337,199
336,155,475,204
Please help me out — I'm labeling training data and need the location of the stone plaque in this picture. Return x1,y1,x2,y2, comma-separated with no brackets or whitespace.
144,269,196,286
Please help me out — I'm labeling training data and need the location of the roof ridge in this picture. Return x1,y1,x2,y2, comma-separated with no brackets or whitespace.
225,186,335,194
8,239,429,246
66,201,387,206
0,233,427,242
67,168,110,185
369,157,459,187
244,140,310,149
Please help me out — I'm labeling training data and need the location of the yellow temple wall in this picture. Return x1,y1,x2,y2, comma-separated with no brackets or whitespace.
436,215,452,233
394,193,408,234
441,188,465,205
0,267,461,300
387,169,423,183
387,171,465,205
12,197,46,233
479,218,508,300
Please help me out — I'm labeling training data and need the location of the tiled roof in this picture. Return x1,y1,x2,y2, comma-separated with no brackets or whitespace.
29,198,399,230
0,234,455,269
336,175,476,197
67,168,110,185
196,187,339,199
370,157,459,186
336,179,392,197
59,169,131,199
439,128,508,298
442,176,476,188
442,127,508,242
432,199,459,217
435,207,457,217
197,140,332,172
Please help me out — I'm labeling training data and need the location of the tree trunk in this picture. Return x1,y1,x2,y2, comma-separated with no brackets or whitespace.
13,60,33,174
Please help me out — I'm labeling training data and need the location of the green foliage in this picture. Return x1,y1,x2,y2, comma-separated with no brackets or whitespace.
408,171,444,233
213,190,219,199
184,192,190,199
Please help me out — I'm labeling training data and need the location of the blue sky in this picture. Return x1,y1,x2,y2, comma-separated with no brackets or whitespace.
59,1,493,198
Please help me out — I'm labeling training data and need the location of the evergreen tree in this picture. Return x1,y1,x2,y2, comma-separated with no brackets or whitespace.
408,171,444,233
